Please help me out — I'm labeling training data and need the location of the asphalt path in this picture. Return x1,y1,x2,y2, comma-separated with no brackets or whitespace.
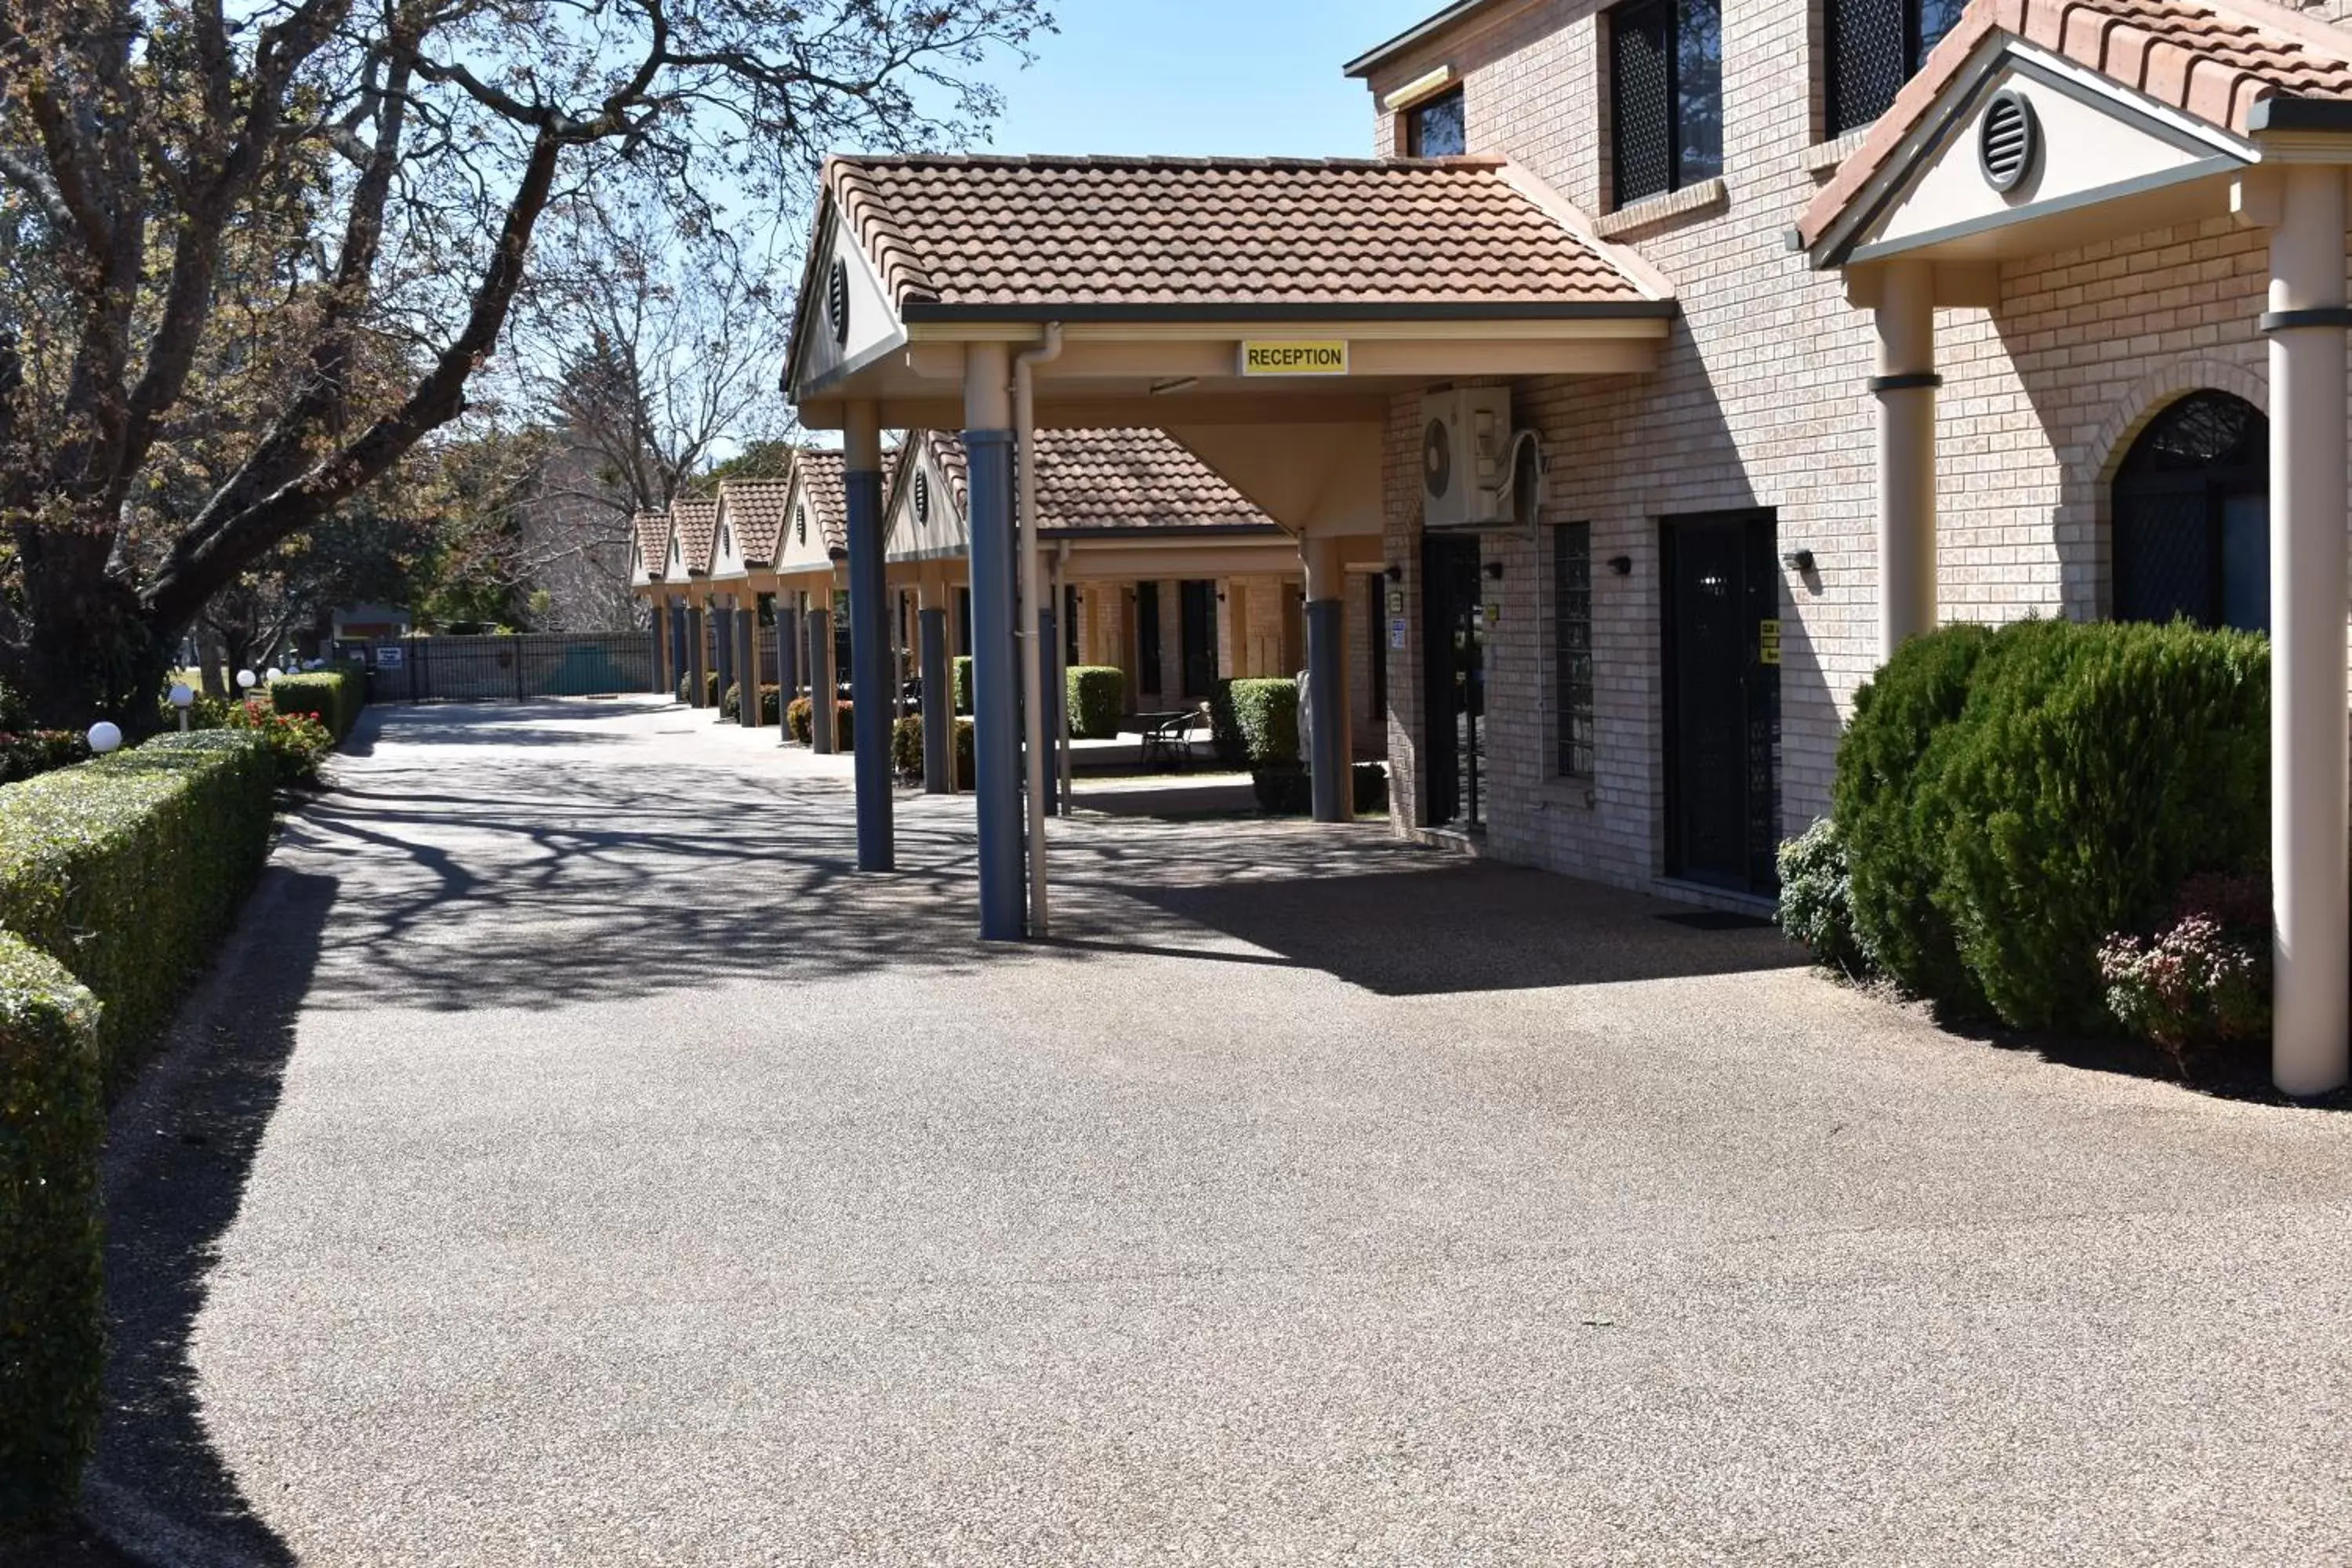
88,698,2352,1566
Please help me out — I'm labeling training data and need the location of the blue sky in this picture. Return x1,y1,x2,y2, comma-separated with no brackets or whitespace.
983,0,1447,158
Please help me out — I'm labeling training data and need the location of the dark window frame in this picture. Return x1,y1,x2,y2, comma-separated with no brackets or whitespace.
1823,0,1964,140
1552,523,1595,779
1406,87,1467,158
1609,0,1722,209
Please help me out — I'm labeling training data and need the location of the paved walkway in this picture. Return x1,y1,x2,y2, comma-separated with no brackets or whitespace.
92,699,2352,1566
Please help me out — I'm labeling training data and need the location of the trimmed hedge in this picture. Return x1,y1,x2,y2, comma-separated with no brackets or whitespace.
1066,666,1125,740
267,666,365,741
0,935,103,1534
1214,679,1300,769
1835,619,2268,1030
0,733,89,786
0,731,276,1090
1250,760,1390,817
677,670,720,706
951,656,975,715
786,698,855,750
891,716,977,789
722,684,782,726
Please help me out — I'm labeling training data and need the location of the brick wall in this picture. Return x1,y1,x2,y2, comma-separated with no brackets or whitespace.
1363,0,2339,898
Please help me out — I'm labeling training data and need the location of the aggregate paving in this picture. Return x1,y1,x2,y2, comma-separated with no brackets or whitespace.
89,699,2352,1566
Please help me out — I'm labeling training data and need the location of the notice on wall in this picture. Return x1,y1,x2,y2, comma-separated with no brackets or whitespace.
375,645,405,670
1759,618,1782,666
1388,589,1404,615
1389,618,1407,651
1240,340,1350,376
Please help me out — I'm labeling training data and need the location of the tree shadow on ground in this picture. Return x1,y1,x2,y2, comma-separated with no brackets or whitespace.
84,870,336,1567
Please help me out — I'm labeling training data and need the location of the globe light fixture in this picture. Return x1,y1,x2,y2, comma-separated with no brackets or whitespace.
87,721,122,755
236,670,257,691
168,682,195,731
264,666,283,682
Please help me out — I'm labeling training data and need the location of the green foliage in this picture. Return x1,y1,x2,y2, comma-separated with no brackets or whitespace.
0,731,274,1092
891,716,976,789
1065,666,1125,740
0,935,103,1534
267,667,365,741
224,698,335,786
1776,818,1867,976
1835,619,2268,1031
951,656,975,715
676,671,720,706
0,734,91,786
1250,766,1310,815
1352,760,1388,816
786,698,854,749
722,684,782,725
1220,679,1299,769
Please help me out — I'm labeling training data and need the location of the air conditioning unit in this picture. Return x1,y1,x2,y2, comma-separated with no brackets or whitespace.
1421,387,1545,531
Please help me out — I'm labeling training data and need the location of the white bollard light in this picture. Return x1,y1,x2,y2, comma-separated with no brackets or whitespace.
87,721,122,755
264,666,283,683
168,682,195,732
236,670,257,691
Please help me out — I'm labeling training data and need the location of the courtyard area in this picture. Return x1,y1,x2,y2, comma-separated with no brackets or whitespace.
89,699,2352,1565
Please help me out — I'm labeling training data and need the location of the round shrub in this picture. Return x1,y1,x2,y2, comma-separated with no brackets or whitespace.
1776,817,1868,976
1212,678,1300,769
891,716,976,789
786,698,854,749
1835,619,2267,1031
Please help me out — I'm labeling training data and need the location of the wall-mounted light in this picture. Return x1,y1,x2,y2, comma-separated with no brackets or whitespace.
1384,564,1403,583
1606,555,1633,576
1483,560,1505,580
1782,549,1817,573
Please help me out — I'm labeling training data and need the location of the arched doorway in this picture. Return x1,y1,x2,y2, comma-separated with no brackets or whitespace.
2112,390,2269,631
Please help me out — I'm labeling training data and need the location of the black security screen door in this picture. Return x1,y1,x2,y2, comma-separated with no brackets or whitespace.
2113,390,2269,632
1663,512,1780,893
1422,534,1486,829
1179,580,1218,698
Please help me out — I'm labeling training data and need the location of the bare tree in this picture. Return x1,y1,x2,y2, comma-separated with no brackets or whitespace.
0,0,1048,726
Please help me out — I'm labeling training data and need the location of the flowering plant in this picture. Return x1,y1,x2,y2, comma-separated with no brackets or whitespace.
2097,869,2270,1080
223,698,333,786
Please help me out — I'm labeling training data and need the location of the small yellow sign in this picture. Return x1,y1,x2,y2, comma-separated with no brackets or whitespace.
1759,618,1783,666
1240,340,1350,377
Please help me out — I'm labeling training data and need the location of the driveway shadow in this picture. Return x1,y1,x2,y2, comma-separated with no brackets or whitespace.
85,869,334,1566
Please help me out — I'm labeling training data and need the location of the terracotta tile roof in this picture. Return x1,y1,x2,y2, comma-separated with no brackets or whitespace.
909,429,1278,533
824,154,1661,314
717,478,793,568
631,510,669,579
794,448,849,556
1800,0,2352,249
671,495,719,576
925,430,968,517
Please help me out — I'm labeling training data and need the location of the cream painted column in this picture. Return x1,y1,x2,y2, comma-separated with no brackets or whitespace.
1872,258,1939,661
2265,163,2350,1097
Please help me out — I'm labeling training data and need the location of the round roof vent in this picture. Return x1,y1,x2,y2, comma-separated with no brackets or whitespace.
913,470,930,525
1980,89,2038,194
827,259,851,347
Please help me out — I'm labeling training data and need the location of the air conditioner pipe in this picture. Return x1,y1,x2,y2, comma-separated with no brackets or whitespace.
1014,324,1064,937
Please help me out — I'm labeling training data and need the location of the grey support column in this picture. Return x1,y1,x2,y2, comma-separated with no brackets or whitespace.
688,605,709,706
965,344,1022,939
1036,600,1060,816
648,602,668,695
844,405,894,872
713,604,736,713
808,606,835,754
735,604,759,728
775,604,799,740
920,604,952,793
1302,537,1352,824
668,604,688,699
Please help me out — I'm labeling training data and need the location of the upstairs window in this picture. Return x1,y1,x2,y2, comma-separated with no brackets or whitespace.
1610,0,1722,208
1824,0,1963,139
1406,88,1467,157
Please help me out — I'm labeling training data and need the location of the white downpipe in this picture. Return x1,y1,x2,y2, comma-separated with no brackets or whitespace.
1056,540,1074,815
1014,324,1064,937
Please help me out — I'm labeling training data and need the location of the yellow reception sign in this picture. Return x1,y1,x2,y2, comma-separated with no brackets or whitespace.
1240,340,1350,376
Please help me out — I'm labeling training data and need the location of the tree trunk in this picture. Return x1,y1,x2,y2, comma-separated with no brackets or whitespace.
13,531,172,735
198,629,228,700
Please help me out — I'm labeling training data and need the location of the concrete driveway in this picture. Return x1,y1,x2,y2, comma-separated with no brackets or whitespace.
92,699,2352,1566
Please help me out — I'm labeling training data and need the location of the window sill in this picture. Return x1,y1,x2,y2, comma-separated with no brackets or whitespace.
1537,776,1598,810
1802,125,1873,178
1594,176,1728,238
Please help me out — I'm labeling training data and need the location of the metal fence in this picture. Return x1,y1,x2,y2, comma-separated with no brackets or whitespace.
360,633,658,703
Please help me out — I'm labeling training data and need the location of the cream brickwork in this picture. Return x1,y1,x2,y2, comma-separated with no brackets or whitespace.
1365,0,2351,900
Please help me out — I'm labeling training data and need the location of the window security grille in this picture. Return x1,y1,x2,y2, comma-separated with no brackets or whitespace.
1824,0,1965,139
1554,524,1595,779
1610,0,1722,208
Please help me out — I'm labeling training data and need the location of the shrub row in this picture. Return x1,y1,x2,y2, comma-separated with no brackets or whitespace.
1066,666,1124,740
267,665,365,742
891,716,978,789
722,683,783,726
786,697,856,750
1825,619,2267,1033
0,935,103,1534
0,732,90,786
1249,760,1389,816
0,730,278,1091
